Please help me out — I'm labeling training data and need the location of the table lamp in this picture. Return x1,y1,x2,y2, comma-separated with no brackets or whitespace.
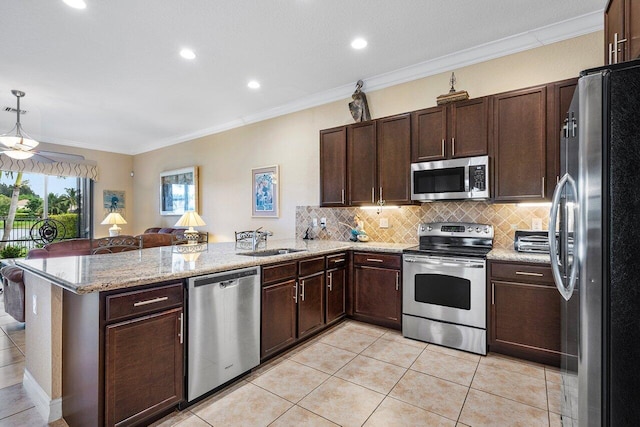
101,212,127,237
175,211,206,244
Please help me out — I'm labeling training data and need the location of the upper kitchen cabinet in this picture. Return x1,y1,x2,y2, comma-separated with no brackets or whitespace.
492,85,548,202
347,121,378,205
377,113,412,204
411,97,489,162
605,0,640,65
320,126,348,207
347,114,413,206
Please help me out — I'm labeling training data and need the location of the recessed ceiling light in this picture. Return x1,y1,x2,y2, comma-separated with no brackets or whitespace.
62,0,87,9
351,38,368,50
247,80,261,89
180,49,196,60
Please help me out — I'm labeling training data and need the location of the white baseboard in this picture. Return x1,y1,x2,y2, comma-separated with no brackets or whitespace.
23,369,62,423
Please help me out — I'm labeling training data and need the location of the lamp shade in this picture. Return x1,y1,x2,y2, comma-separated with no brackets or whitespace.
101,212,127,225
175,211,205,228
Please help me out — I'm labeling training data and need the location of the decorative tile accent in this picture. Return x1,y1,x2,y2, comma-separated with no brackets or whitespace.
296,203,551,249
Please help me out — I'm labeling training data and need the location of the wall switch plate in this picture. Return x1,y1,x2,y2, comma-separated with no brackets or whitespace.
312,218,318,227
379,218,389,228
532,217,543,230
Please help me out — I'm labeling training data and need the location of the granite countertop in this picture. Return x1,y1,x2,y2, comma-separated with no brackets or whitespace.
16,239,413,295
487,247,551,264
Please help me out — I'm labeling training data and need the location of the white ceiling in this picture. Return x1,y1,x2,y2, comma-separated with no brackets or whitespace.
0,0,606,156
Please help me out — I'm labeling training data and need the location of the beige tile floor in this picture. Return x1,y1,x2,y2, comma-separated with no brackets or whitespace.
152,320,572,427
0,292,571,426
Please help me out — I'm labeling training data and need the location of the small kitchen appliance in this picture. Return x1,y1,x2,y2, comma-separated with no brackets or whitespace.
403,222,493,355
410,156,489,201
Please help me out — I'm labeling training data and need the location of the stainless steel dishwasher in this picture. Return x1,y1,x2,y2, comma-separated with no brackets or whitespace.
186,266,260,403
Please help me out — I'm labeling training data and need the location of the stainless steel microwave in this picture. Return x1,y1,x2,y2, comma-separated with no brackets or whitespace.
411,155,490,201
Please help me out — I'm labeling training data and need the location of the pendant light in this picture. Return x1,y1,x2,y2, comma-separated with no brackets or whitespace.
0,90,39,159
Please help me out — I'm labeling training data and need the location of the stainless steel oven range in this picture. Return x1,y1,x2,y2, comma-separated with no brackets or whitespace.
403,222,493,355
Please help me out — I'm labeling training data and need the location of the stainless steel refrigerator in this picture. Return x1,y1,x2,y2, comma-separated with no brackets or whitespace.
549,58,640,426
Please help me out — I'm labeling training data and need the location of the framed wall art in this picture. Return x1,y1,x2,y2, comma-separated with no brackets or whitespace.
103,190,125,212
160,166,199,216
252,165,279,218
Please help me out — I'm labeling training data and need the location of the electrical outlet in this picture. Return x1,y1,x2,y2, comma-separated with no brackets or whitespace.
510,224,518,230
312,218,318,227
531,217,542,230
379,218,389,228
32,294,37,315
320,218,327,229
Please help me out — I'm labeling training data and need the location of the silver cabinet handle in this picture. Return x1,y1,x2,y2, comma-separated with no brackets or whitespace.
133,296,168,307
379,187,383,204
328,272,333,291
395,272,400,291
492,283,495,305
366,258,383,263
293,282,298,303
300,280,305,302
371,187,375,203
178,312,184,344
441,139,445,157
341,189,345,204
614,33,627,63
331,258,345,264
516,271,544,277
451,137,455,156
609,42,614,65
541,177,545,198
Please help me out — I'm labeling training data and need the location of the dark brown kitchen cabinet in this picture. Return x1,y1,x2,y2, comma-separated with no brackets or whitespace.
377,113,412,204
492,85,548,202
326,252,347,324
347,121,377,205
412,97,489,162
298,257,326,338
352,252,402,329
261,262,298,359
62,281,185,427
488,261,577,367
605,0,640,65
320,126,348,207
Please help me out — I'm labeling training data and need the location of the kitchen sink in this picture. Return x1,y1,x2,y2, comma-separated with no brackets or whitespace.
238,248,307,257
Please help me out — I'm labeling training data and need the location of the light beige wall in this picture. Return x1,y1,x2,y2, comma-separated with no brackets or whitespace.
37,142,134,237
132,32,603,242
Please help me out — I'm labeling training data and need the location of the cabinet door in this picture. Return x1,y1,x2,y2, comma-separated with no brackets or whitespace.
547,78,578,198
605,0,625,64
261,280,297,359
326,267,346,324
298,273,325,338
450,97,489,158
489,280,563,366
353,266,401,328
377,113,412,204
105,308,183,427
320,126,347,207
492,86,547,202
347,121,377,205
627,0,640,61
411,106,447,162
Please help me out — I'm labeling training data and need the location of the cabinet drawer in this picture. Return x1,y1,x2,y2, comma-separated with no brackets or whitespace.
105,282,183,323
490,261,554,285
353,252,401,269
299,256,325,277
326,252,348,270
263,261,297,285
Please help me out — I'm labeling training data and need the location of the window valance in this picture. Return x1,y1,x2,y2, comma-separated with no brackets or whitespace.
0,156,99,181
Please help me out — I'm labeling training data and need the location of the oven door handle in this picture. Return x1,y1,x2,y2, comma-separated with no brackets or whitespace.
404,258,484,268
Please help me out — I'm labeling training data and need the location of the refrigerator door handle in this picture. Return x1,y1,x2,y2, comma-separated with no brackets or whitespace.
549,173,578,301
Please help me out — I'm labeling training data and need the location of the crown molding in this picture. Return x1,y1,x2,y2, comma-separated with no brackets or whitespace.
124,11,603,155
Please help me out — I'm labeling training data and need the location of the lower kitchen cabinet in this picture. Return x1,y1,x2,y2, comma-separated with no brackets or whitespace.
326,252,347,324
352,252,402,329
62,281,185,427
488,260,577,367
261,278,297,358
298,269,325,338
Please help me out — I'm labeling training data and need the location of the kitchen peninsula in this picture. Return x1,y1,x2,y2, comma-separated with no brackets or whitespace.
16,239,411,426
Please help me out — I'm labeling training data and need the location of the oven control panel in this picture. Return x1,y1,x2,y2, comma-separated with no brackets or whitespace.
418,222,494,239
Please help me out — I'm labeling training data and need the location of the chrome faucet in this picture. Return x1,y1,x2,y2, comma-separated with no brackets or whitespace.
251,227,273,250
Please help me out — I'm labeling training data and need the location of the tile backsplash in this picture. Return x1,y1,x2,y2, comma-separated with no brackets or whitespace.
296,202,551,249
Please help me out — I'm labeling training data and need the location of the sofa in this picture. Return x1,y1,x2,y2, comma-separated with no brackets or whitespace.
0,229,183,322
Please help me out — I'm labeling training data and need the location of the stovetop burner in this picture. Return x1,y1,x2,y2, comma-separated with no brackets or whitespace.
404,222,494,258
